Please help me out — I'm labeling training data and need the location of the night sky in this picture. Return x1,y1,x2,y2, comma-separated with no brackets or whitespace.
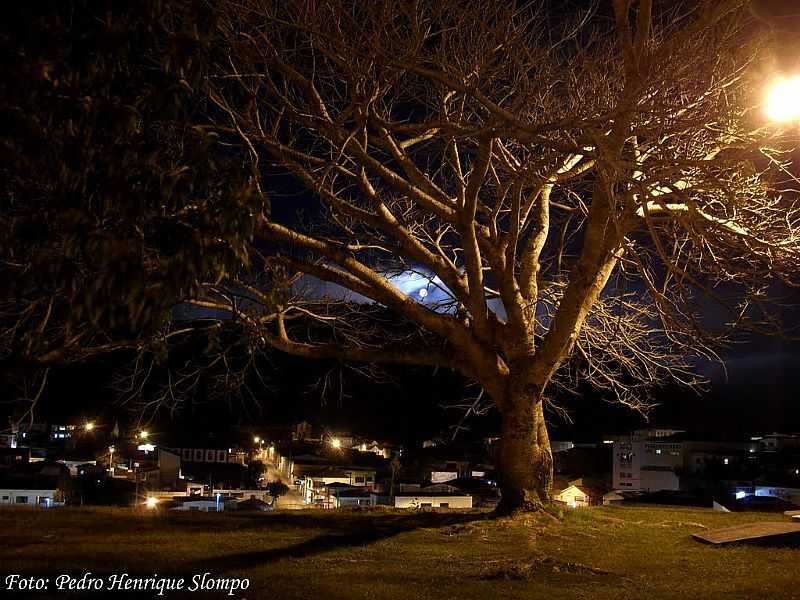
5,324,799,445
2,1,800,446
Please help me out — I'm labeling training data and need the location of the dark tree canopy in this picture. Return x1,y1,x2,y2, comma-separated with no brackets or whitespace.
0,1,258,371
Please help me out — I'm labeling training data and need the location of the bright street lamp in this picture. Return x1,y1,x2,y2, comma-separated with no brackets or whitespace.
330,437,341,449
765,75,800,122
145,496,158,510
84,421,95,432
138,430,149,440
253,436,261,444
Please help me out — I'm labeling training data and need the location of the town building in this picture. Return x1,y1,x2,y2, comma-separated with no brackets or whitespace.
297,465,377,504
420,478,499,508
553,479,609,508
0,482,63,507
612,429,686,492
393,492,472,509
171,496,226,512
330,488,375,508
169,447,247,467
0,464,70,507
611,428,797,502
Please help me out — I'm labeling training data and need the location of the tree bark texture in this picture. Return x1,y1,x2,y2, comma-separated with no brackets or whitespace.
496,386,553,514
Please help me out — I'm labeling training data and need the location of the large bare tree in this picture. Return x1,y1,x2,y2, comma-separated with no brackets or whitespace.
5,0,799,512
197,0,800,511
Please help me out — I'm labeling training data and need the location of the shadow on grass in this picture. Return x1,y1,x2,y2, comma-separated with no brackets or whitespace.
181,510,493,572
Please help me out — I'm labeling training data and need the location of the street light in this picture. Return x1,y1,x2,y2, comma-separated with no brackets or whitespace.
138,430,149,440
330,437,341,449
765,75,800,122
145,496,158,510
253,436,261,444
84,421,95,432
108,445,115,477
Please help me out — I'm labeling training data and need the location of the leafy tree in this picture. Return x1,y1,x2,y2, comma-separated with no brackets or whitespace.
0,0,260,410
267,480,290,503
247,460,267,488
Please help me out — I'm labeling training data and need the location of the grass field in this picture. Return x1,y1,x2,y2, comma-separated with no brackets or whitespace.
1,505,798,599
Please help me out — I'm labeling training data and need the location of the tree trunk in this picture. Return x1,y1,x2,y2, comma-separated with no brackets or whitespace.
496,387,553,514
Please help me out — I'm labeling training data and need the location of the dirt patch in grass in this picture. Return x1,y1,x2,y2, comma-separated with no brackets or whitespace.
480,555,620,581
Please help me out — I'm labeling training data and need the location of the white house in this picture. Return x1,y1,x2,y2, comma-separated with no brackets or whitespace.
331,489,375,508
551,441,575,453
394,492,472,509
171,497,225,512
430,471,459,483
553,482,607,508
0,487,63,507
0,471,66,507
355,440,392,459
297,466,377,504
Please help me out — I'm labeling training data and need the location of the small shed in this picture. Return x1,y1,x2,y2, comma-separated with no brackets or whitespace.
602,491,626,506
553,482,608,508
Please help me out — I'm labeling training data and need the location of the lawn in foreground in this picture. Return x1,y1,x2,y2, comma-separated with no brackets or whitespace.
1,505,797,599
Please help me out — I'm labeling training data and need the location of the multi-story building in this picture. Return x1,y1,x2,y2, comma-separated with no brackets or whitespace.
613,429,772,493
613,429,686,492
49,424,76,443
168,447,247,466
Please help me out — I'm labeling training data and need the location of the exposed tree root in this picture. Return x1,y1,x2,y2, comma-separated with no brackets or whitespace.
480,556,618,580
